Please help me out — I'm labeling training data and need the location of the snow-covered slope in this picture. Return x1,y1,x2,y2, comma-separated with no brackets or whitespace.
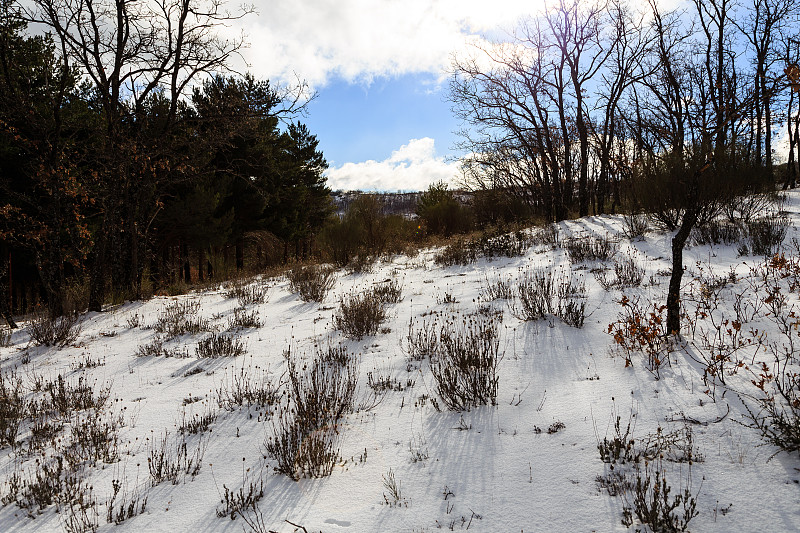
1,194,799,533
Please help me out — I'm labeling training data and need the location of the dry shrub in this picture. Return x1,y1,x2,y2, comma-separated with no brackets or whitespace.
480,274,514,300
564,234,618,264
225,279,270,306
427,312,502,411
621,464,698,532
216,364,279,411
373,279,402,304
265,348,358,479
607,295,672,378
146,431,206,486
334,291,387,340
195,333,246,358
510,267,587,327
746,216,788,257
153,300,211,339
287,265,336,302
434,239,478,266
0,369,26,448
227,307,263,330
622,213,649,240
594,254,645,290
28,309,82,348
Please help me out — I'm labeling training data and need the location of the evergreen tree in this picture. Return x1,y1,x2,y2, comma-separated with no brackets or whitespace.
0,0,91,316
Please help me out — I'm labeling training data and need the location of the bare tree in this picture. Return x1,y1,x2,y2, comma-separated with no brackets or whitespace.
735,0,797,179
546,0,612,217
451,1,628,221
451,25,570,222
786,38,800,189
592,0,652,213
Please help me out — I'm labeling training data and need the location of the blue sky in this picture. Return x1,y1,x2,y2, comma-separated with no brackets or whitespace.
303,74,456,167
302,74,461,191
234,0,549,191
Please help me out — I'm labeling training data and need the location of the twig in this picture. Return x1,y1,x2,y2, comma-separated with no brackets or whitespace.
667,404,730,426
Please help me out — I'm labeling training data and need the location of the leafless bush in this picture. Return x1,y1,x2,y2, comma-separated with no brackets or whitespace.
216,364,279,411
480,274,514,300
597,409,639,467
43,374,111,416
595,254,645,290
334,291,387,340
743,333,800,456
226,279,270,306
106,479,148,525
265,349,358,479
153,300,211,339
690,219,744,246
435,230,530,267
3,454,89,515
217,471,264,519
724,192,778,223
134,336,190,358
744,386,800,457
0,326,11,347
428,313,501,411
227,307,263,330
622,213,649,239
285,350,358,438
26,414,63,455
746,216,789,257
434,238,478,266
471,230,530,259
125,313,141,329
373,279,403,304
382,468,408,507
147,431,206,486
405,316,439,361
266,413,342,480
510,268,586,327
621,464,698,532
62,491,100,533
28,309,82,348
62,409,123,466
638,425,704,464
564,234,618,264
345,254,377,274
596,471,634,497
0,369,26,448
238,284,269,306
288,265,337,302
367,371,414,393
195,333,246,358
318,342,351,366
530,224,560,247
178,402,218,435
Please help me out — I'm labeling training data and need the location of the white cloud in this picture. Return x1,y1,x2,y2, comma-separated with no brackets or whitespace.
238,0,548,87
325,138,460,191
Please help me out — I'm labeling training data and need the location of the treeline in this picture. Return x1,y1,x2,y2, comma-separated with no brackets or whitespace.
0,0,330,319
451,0,800,222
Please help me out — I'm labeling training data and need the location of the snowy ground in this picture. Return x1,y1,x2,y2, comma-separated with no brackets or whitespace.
1,194,800,533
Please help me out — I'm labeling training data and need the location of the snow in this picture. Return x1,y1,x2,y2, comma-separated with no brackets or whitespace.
2,194,800,533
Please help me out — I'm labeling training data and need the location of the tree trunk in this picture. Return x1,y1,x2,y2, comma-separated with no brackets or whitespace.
181,241,191,283
666,208,698,334
0,245,16,328
88,232,107,312
235,240,244,270
576,111,590,217
197,248,204,282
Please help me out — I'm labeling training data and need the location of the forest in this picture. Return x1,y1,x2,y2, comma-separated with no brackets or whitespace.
1,0,800,323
